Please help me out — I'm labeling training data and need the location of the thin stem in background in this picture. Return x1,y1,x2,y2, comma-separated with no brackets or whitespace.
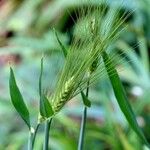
78,81,90,150
43,118,53,150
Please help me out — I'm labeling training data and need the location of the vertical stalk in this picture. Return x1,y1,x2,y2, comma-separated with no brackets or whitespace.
28,128,34,150
78,107,87,150
28,125,40,150
32,124,40,148
43,118,53,150
28,132,32,150
78,82,89,150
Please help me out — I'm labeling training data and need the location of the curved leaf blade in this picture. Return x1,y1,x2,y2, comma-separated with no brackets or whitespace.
81,91,91,107
54,29,67,57
102,51,149,147
9,67,30,128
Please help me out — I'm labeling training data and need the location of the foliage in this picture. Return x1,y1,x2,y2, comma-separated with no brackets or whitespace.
0,0,150,150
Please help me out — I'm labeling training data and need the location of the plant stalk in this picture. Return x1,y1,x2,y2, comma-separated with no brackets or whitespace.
32,124,40,148
43,118,53,150
28,129,34,150
78,81,89,150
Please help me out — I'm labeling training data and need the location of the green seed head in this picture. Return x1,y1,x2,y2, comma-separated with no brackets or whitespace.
90,18,96,34
52,76,74,113
49,2,129,114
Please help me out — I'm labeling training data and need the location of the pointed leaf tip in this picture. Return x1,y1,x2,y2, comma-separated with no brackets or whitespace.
54,29,67,57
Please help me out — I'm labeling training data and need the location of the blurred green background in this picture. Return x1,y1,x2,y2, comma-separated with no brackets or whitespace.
0,0,150,150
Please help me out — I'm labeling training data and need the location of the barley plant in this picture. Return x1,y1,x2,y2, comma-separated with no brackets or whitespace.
7,0,150,150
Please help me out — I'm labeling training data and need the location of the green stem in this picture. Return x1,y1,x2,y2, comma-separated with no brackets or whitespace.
78,83,89,150
43,118,53,150
32,124,40,148
28,130,34,150
27,124,40,150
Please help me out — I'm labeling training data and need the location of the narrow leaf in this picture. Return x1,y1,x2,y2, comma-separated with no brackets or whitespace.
42,95,54,118
39,58,54,118
102,52,149,147
39,57,46,116
40,95,54,118
81,91,91,107
9,67,30,128
39,58,43,97
54,29,67,57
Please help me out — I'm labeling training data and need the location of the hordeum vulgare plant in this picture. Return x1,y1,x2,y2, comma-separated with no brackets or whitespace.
9,0,150,150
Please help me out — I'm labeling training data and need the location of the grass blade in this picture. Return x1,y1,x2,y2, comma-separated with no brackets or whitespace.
54,29,67,57
39,58,44,98
9,67,30,128
39,58,54,118
102,51,149,147
40,95,54,118
42,95,54,118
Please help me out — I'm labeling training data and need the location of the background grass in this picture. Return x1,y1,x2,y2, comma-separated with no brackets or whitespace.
0,0,150,149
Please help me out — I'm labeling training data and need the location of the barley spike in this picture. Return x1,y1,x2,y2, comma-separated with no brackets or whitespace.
52,77,74,113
